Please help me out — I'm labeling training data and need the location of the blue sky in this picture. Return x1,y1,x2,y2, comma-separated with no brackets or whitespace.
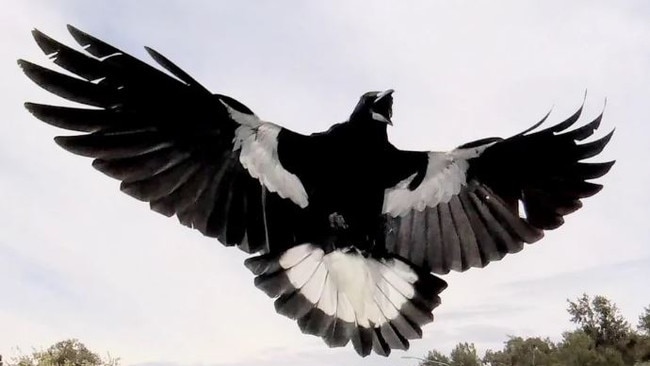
1,1,649,365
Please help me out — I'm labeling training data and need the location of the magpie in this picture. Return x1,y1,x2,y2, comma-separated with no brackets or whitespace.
19,26,614,357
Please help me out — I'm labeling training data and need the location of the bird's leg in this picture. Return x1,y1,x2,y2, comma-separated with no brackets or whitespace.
328,212,349,230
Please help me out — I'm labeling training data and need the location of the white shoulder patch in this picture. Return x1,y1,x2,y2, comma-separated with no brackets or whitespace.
382,144,493,217
222,101,309,208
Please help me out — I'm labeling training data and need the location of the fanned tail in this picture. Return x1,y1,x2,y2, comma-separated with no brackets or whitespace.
245,244,447,357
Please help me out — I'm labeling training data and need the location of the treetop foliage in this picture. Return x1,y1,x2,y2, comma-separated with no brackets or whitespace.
419,294,650,366
5,339,118,366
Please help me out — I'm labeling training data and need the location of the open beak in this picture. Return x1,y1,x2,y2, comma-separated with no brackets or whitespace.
372,89,394,125
375,89,394,103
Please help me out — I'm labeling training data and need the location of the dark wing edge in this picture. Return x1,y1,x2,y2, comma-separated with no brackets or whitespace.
383,104,614,274
19,25,308,254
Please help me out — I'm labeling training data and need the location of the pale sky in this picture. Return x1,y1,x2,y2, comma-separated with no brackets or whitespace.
1,1,649,365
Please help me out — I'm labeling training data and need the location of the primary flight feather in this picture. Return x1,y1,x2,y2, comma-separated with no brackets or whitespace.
19,25,614,357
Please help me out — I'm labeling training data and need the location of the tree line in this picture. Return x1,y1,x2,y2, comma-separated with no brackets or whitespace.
2,339,118,366
2,294,648,366
419,294,650,366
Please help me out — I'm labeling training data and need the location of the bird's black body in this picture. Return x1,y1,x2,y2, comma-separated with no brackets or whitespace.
316,120,393,249
277,92,429,254
280,121,385,250
19,26,614,357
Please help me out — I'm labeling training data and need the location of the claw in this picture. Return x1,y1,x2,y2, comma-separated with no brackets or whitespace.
328,212,348,230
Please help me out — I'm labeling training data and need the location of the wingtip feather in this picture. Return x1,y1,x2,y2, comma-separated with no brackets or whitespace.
66,24,87,46
53,135,68,151
17,59,46,83
17,58,30,70
144,46,206,90
541,98,586,135
23,102,43,121
31,28,59,57
576,129,614,160
66,24,121,58
516,107,553,136
564,112,604,141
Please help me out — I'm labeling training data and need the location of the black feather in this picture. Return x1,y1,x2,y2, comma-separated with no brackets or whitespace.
564,113,603,141
54,131,172,159
298,308,335,337
149,163,217,217
67,25,121,58
19,60,117,107
438,204,461,272
449,195,481,270
351,326,373,357
32,29,105,81
274,292,313,320
575,130,615,160
371,330,391,356
120,159,200,201
25,103,130,133
92,148,190,181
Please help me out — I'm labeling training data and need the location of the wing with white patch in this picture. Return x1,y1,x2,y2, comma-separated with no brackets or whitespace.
20,26,314,254
383,147,493,217
245,244,447,357
383,107,614,274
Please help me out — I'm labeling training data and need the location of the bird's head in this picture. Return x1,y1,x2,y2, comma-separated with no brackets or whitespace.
350,89,394,126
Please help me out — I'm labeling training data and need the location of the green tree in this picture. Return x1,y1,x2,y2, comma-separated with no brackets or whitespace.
482,336,557,366
639,306,650,336
9,339,118,366
449,342,481,366
567,294,632,348
417,296,650,366
555,329,626,366
419,344,481,366
420,350,452,366
635,306,650,363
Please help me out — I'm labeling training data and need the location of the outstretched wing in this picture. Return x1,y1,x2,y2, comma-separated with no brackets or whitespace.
383,106,614,274
20,26,313,254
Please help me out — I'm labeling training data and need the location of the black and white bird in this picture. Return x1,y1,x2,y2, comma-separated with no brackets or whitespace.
19,26,614,357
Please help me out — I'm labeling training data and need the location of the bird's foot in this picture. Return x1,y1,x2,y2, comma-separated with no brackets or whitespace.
328,212,348,230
